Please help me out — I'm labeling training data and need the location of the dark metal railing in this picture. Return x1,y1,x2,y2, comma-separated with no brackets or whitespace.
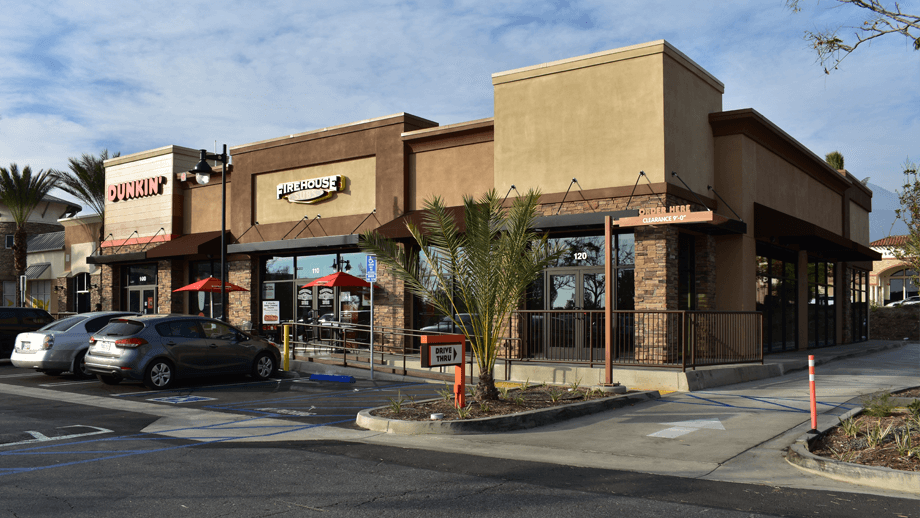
277,309,761,377
509,309,762,371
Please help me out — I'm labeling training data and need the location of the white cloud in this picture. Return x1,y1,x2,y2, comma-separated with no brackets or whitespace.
0,0,916,208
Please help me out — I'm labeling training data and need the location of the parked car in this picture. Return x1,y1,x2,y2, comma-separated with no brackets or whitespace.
886,296,920,307
420,313,476,334
84,315,281,390
0,307,54,359
11,311,139,378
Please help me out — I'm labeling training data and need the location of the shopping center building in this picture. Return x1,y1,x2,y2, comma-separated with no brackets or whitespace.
87,40,879,357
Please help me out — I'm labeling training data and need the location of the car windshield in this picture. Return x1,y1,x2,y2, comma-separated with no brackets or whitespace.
40,315,88,332
97,319,145,337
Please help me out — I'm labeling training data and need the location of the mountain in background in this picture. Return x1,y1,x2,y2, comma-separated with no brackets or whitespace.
867,182,908,242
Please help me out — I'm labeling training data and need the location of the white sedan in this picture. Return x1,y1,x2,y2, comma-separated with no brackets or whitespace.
12,311,138,378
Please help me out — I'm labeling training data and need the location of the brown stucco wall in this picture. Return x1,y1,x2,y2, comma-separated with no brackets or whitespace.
230,114,438,242
409,141,494,210
183,180,232,235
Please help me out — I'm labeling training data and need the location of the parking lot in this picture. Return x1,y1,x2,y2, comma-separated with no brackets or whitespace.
0,361,443,433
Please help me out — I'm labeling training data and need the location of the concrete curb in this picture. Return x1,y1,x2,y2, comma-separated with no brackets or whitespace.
784,406,920,495
356,390,661,435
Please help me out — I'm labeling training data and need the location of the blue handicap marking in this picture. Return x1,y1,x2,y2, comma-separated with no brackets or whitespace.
148,395,217,404
309,374,355,383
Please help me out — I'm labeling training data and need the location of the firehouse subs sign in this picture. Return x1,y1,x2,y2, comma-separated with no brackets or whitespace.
107,176,166,202
276,175,345,204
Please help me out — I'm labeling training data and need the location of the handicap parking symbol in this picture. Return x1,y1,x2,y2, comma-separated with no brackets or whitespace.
148,395,216,404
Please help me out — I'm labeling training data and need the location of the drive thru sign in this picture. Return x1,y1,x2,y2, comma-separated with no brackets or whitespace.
420,334,466,408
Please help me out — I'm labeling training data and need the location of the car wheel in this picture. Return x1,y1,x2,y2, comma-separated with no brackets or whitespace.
41,370,63,376
97,374,121,385
144,359,175,390
251,353,277,380
72,351,93,379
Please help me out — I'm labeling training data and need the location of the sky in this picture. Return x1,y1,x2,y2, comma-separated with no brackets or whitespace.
0,0,917,217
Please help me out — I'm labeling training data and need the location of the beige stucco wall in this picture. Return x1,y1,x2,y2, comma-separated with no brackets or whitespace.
752,143,842,235
69,242,99,276
253,156,376,225
409,142,494,211
662,53,723,195
27,250,65,280
849,201,870,245
493,40,723,197
104,146,200,241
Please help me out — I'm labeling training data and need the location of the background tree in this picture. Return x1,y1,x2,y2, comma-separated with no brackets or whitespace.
0,164,54,306
786,0,919,73
826,150,845,170
51,150,119,243
893,157,919,282
361,189,563,400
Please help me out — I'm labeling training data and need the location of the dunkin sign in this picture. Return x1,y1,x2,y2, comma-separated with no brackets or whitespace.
107,176,166,202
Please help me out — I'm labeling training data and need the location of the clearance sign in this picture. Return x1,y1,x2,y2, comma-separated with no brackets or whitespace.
616,205,730,227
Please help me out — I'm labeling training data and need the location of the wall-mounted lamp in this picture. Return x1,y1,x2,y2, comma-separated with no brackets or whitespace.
332,259,351,272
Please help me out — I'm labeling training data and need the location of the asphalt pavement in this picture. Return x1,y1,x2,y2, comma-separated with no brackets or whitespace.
1,339,917,503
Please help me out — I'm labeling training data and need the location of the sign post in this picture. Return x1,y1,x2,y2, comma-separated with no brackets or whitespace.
365,254,377,380
420,334,466,408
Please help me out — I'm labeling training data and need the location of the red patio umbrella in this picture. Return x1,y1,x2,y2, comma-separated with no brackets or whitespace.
173,277,249,293
173,277,248,318
301,271,377,289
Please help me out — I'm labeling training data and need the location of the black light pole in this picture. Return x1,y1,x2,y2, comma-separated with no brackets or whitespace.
189,145,229,322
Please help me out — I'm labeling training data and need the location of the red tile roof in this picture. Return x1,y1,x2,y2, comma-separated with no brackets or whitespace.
870,235,909,247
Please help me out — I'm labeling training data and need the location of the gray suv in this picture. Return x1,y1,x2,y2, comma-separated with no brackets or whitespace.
85,315,281,390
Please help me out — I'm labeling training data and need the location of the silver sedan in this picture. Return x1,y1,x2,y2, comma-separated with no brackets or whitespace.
11,311,139,378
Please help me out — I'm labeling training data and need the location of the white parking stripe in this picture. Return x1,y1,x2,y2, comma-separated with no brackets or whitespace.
38,380,99,387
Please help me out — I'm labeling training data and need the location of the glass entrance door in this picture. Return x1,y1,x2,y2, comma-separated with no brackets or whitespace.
544,269,606,360
128,288,156,315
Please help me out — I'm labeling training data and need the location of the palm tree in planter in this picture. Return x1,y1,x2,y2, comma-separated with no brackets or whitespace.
361,189,564,400
0,164,54,306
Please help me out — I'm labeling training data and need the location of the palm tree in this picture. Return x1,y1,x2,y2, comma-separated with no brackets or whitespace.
51,150,119,243
0,164,55,306
361,189,564,400
826,151,845,170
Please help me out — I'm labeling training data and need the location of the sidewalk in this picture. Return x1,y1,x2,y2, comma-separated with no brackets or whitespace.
301,340,920,499
289,338,913,392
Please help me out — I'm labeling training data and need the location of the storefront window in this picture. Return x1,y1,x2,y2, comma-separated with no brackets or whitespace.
265,256,294,281
808,259,835,348
73,272,91,313
756,248,798,353
884,269,919,304
126,264,157,286
548,235,605,267
188,260,230,316
851,269,868,342
296,254,335,281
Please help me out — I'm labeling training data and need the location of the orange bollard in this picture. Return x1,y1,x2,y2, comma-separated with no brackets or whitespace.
808,355,818,433
454,339,465,409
